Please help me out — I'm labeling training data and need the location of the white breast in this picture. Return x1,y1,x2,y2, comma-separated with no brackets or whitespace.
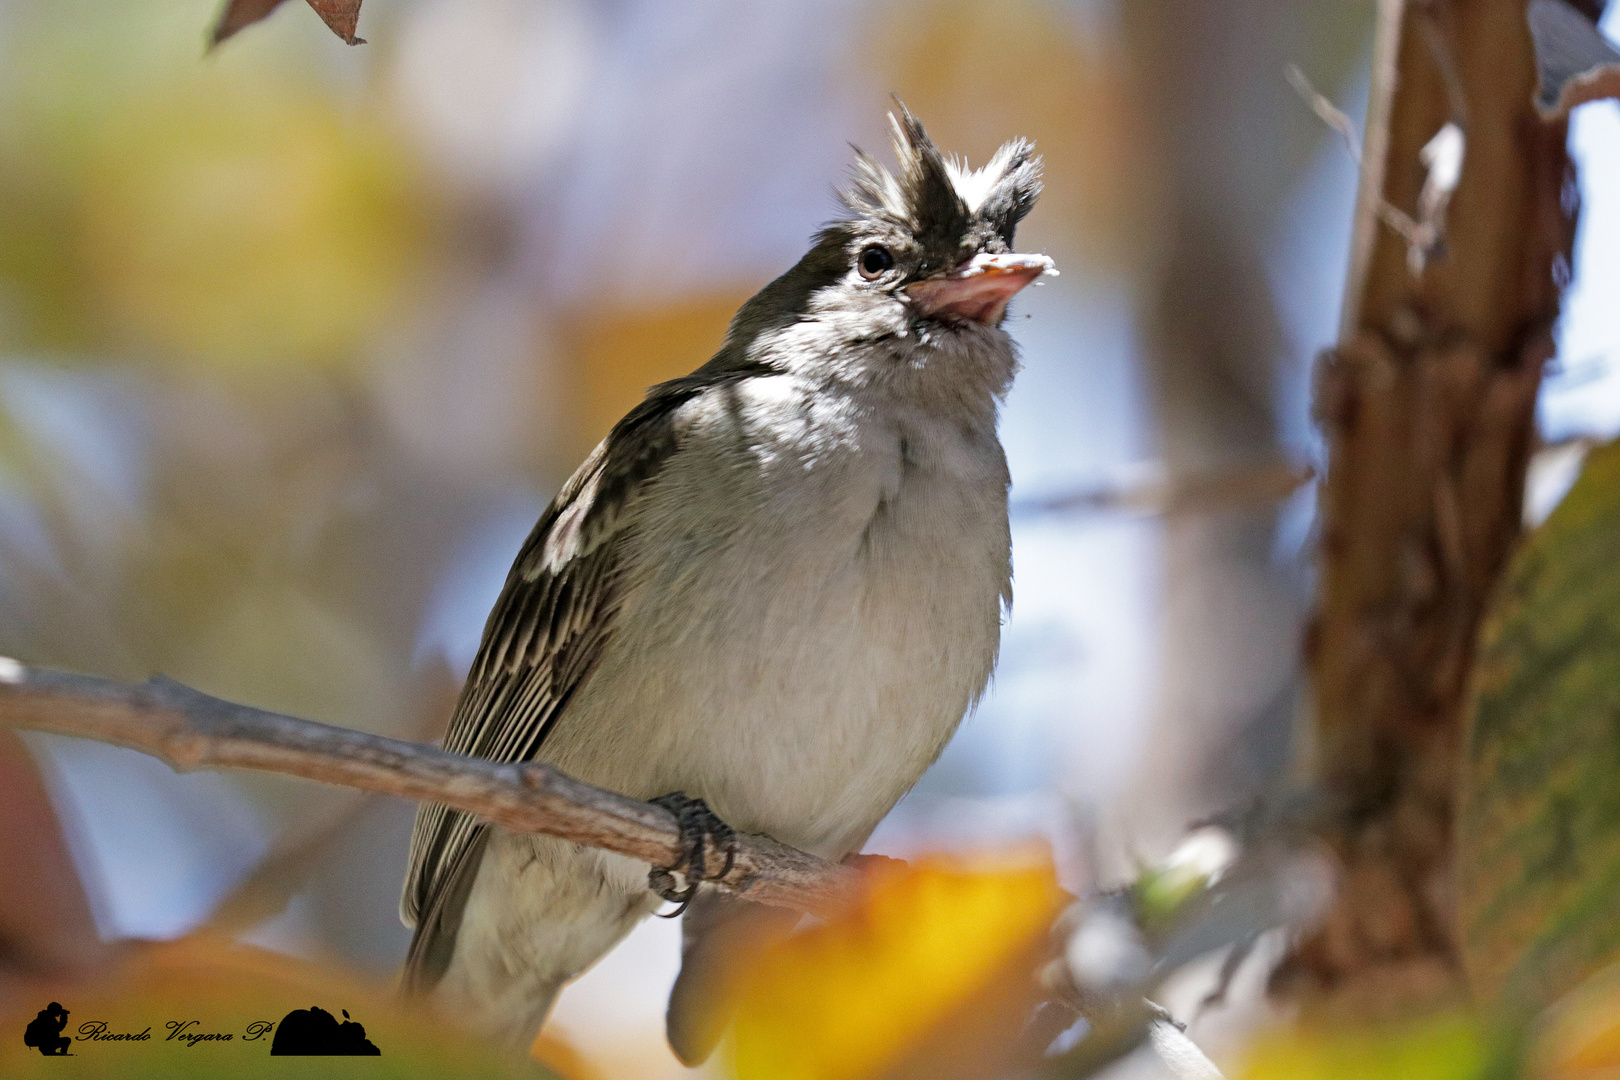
541,373,1011,857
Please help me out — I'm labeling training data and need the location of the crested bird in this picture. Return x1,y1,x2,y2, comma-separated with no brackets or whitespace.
399,106,1053,1061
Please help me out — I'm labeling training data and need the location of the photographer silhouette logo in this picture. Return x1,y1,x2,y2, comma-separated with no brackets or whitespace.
22,1002,72,1056
269,1006,380,1055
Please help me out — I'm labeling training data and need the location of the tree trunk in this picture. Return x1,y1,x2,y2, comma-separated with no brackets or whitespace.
1276,0,1593,1016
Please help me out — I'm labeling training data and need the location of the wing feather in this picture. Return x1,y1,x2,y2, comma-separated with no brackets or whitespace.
399,364,770,991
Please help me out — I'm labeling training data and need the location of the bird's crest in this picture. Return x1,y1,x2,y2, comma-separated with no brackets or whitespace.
840,103,1043,247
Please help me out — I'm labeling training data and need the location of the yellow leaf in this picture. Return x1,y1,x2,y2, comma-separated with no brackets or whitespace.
77,75,427,371
729,852,1065,1080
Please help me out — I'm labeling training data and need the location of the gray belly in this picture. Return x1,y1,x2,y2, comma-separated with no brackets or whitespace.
539,461,1009,857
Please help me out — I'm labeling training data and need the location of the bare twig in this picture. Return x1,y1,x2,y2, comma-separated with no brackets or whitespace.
1341,0,1406,335
1042,998,1225,1080
1287,57,1459,276
1145,1010,1225,1080
1529,0,1620,118
0,659,854,917
1012,460,1313,520
1286,63,1363,163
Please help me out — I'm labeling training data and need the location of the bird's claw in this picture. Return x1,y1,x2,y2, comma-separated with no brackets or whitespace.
648,792,738,917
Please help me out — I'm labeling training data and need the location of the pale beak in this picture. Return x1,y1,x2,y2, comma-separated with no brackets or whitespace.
905,252,1058,325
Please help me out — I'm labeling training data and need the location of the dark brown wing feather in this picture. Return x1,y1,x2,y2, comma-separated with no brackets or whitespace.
399,364,771,992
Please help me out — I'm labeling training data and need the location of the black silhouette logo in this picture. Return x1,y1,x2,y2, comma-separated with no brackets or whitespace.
269,1006,380,1055
23,1002,72,1056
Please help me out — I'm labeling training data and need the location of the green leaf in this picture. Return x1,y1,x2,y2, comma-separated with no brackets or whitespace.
1459,439,1620,1012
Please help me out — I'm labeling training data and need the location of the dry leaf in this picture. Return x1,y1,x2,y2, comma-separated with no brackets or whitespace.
1528,0,1620,118
210,0,286,46
211,0,364,47
304,0,365,45
0,731,113,1011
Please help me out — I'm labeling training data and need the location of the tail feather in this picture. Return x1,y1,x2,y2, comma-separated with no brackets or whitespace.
400,825,489,996
666,887,800,1065
403,829,661,1057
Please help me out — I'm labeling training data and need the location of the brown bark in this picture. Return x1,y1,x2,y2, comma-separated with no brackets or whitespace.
0,660,853,919
1277,0,1593,1014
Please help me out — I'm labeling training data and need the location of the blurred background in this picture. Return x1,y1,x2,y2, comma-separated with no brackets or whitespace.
1,0,1618,1075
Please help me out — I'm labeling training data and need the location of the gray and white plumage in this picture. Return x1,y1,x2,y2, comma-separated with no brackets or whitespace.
399,107,1051,1058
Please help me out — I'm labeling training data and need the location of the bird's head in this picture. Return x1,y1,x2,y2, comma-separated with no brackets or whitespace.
829,106,1051,328
721,106,1052,396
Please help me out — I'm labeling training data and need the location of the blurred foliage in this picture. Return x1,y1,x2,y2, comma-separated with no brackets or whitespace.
729,853,1065,1080
0,0,432,370
868,0,1375,279
1131,851,1219,939
565,291,749,454
0,0,462,852
869,0,1149,274
1525,962,1620,1080
1240,960,1620,1080
532,1029,608,1080
0,933,555,1078
1459,439,1620,1012
76,77,422,369
1238,1014,1486,1080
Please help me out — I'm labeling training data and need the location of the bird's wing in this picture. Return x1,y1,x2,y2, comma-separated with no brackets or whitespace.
398,364,768,992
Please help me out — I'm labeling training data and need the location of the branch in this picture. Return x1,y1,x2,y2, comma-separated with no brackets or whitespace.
0,658,854,917
1011,460,1313,520
1284,0,1580,1014
1288,58,1461,277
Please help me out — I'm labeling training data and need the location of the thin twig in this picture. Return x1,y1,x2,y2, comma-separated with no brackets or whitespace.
1340,0,1407,334
0,659,855,917
1288,51,1457,277
1286,63,1363,163
1012,461,1313,520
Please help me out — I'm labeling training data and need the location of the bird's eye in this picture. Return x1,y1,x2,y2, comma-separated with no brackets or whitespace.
858,245,894,279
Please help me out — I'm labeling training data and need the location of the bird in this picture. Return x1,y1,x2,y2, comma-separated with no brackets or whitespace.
399,105,1053,1061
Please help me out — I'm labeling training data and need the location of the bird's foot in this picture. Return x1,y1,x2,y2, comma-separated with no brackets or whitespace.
648,792,738,917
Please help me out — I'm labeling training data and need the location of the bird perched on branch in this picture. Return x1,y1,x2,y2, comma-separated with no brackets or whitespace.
399,106,1052,1061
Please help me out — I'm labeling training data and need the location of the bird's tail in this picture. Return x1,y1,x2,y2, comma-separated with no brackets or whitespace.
666,887,801,1065
399,826,489,997
404,831,663,1057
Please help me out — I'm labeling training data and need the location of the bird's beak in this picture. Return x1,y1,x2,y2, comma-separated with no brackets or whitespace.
905,252,1057,325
